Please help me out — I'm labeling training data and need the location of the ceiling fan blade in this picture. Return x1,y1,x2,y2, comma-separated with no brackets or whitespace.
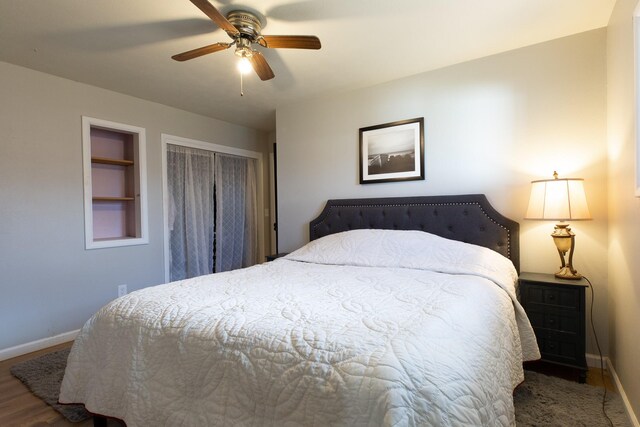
172,42,231,61
189,0,239,36
248,51,275,81
259,35,321,50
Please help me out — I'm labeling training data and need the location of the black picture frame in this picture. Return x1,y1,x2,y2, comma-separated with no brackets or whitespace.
359,117,424,184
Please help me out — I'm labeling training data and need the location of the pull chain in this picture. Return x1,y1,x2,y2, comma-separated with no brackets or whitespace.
240,72,244,97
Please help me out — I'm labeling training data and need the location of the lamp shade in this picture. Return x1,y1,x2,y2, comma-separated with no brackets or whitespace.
525,173,591,221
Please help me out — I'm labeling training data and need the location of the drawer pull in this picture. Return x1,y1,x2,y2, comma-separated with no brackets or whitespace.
548,294,555,301
548,319,556,325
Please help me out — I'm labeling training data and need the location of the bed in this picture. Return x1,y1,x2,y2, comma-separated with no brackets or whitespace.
60,194,539,426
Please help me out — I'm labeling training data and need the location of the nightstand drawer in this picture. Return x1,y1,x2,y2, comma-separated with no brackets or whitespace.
525,303,580,333
534,328,581,364
522,285,579,308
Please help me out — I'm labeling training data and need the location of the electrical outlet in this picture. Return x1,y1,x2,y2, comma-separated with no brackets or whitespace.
118,284,128,298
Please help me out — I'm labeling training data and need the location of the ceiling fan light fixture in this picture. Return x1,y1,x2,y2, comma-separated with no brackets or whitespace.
237,56,252,75
234,43,253,75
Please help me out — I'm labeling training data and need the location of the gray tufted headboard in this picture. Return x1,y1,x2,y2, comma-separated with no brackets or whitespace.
309,194,520,272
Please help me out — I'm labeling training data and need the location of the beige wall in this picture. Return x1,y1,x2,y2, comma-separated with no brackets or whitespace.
0,61,268,350
607,0,640,420
277,30,609,355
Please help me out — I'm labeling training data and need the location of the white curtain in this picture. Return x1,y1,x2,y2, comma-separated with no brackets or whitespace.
167,145,215,281
215,154,258,272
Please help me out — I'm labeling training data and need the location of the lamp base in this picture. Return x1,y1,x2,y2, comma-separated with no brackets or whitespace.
551,223,582,280
555,266,582,280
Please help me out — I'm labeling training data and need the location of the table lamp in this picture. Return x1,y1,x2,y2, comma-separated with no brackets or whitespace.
525,171,591,280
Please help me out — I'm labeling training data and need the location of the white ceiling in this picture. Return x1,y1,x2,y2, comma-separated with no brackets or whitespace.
0,0,615,131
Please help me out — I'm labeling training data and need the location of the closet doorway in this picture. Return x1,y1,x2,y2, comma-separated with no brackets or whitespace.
161,134,264,283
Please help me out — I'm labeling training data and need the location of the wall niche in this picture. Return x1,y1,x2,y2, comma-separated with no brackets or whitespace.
82,116,148,249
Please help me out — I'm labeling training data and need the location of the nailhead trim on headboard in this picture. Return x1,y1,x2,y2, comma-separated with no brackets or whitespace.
308,195,519,272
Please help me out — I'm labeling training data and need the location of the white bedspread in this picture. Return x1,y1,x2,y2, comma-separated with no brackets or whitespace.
60,230,539,426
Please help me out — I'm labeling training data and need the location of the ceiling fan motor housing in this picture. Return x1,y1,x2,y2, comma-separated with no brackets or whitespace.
227,10,263,40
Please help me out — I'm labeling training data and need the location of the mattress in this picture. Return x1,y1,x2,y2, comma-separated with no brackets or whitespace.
60,229,539,426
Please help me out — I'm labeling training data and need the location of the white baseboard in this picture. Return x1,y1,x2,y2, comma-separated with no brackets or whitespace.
606,357,640,427
585,353,639,426
0,329,79,362
586,352,608,368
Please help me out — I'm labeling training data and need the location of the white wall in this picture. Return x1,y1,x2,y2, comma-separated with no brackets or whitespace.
277,30,609,354
0,61,268,351
607,0,640,419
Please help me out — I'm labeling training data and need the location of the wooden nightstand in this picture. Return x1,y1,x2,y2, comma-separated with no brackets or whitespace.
518,272,588,383
265,253,289,262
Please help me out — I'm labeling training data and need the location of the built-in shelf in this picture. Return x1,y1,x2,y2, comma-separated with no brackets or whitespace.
94,236,138,242
92,196,136,202
91,156,135,166
83,116,148,249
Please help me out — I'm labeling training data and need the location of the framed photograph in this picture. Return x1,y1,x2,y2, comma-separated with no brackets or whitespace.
359,117,424,184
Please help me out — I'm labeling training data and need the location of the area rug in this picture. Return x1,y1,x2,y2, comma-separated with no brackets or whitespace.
12,348,631,425
514,370,630,426
10,348,90,422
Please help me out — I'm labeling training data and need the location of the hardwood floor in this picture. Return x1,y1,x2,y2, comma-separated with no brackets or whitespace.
0,342,122,427
525,359,616,391
587,366,616,392
0,341,617,426
1,342,78,427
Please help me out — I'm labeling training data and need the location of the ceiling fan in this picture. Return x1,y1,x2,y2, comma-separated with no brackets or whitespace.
172,0,322,81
